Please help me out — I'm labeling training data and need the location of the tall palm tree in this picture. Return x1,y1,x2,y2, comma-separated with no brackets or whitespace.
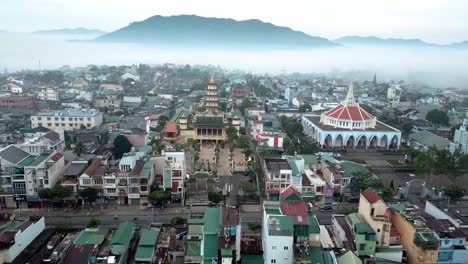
74,141,86,157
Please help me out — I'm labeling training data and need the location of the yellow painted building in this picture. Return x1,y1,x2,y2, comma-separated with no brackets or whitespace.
391,204,439,264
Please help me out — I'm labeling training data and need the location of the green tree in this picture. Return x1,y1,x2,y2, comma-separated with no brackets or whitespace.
390,180,395,190
79,187,98,205
426,109,449,126
401,122,413,140
380,186,395,202
86,217,101,228
51,185,72,202
219,102,228,112
444,184,465,202
238,98,253,116
299,104,312,113
171,216,187,225
226,126,238,146
38,188,54,201
236,135,250,149
208,190,223,205
73,141,86,157
148,190,171,204
113,135,132,159
349,172,383,193
240,181,257,194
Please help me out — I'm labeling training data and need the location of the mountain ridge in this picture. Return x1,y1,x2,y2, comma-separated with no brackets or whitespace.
95,15,338,48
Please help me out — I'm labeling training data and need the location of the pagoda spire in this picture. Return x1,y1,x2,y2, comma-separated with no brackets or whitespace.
343,83,357,105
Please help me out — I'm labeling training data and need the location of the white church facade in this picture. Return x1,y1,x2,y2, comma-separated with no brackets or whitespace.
450,112,468,154
302,84,401,149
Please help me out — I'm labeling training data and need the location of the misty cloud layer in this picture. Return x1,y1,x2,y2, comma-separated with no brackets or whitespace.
1,33,468,88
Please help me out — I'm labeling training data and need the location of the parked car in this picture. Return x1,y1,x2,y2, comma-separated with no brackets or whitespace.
320,205,333,212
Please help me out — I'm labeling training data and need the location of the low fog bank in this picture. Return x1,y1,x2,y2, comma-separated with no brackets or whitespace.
1,33,467,89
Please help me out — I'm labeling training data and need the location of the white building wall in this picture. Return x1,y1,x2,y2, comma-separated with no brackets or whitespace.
262,216,294,264
0,217,45,263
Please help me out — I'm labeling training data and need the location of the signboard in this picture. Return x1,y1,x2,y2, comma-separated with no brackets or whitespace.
324,188,334,197
13,195,26,202
128,193,140,199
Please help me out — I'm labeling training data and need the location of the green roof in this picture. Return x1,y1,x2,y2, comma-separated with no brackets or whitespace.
103,115,123,123
302,154,319,165
26,154,49,167
187,240,201,256
138,145,153,155
170,109,189,122
194,116,226,128
265,208,281,215
415,232,438,242
310,246,325,264
221,248,233,257
354,223,375,234
308,214,321,234
110,221,136,254
241,255,264,264
275,215,294,231
139,159,154,178
203,208,221,234
188,224,203,236
187,218,204,224
17,155,37,167
135,230,158,262
75,231,105,245
340,161,370,176
203,234,218,261
163,166,172,189
286,157,300,176
337,251,363,264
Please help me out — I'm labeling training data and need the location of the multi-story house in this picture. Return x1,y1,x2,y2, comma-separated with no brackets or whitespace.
321,160,345,195
263,158,292,200
0,94,36,109
262,186,321,264
422,214,468,263
450,112,468,154
16,129,65,155
93,94,122,110
358,189,392,246
23,152,65,206
301,168,326,204
79,158,109,201
37,86,59,101
0,146,65,208
160,151,186,203
31,109,103,131
185,206,241,264
346,213,377,257
391,204,439,264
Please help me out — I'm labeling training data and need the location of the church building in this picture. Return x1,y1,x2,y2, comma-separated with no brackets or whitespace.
301,84,401,149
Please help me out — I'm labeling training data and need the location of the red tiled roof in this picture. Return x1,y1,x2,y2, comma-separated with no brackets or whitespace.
163,122,178,133
281,185,301,200
281,201,308,216
324,104,373,121
362,188,381,204
51,153,63,162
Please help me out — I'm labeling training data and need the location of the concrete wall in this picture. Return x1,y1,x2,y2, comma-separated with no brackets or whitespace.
358,194,391,246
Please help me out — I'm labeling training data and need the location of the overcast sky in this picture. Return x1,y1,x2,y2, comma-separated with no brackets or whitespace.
2,0,467,44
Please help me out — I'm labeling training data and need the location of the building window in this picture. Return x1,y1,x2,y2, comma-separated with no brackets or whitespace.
284,246,288,250
430,253,435,260
82,179,91,185
271,259,276,264
106,179,115,184
371,208,375,216
359,244,365,250
94,179,103,185
106,188,116,194
377,229,380,232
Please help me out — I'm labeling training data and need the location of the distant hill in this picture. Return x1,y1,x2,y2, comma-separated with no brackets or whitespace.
33,28,106,40
449,41,468,48
34,28,106,36
334,36,436,47
95,15,337,48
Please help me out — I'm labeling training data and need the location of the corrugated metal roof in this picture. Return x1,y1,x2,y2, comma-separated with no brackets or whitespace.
0,145,31,165
203,208,221,234
110,221,136,254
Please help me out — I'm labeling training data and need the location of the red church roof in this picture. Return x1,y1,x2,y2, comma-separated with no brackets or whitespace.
324,104,373,121
323,84,373,121
362,188,382,204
